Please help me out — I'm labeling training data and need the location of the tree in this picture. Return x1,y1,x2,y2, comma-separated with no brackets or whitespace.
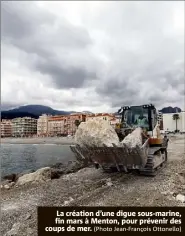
172,113,180,132
74,120,81,128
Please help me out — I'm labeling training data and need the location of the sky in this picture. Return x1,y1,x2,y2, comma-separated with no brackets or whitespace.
1,1,184,113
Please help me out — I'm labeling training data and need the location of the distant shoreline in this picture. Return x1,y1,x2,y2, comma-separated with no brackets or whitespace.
1,137,75,145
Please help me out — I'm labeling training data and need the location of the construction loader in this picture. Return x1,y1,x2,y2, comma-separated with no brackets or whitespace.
70,104,169,176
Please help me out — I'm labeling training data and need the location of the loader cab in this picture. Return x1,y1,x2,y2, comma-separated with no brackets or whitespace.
118,104,157,132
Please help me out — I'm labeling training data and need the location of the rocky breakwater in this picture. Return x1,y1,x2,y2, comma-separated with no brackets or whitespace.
1,167,52,189
1,160,87,190
1,121,145,190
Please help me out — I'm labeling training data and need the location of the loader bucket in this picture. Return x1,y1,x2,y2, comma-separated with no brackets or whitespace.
70,139,149,171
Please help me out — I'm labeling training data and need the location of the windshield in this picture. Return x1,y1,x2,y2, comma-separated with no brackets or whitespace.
123,107,149,129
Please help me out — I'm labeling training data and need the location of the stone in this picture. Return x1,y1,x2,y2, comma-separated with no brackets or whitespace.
63,197,74,206
9,182,16,188
4,185,10,189
50,160,85,178
75,119,121,147
122,127,143,148
106,178,113,187
176,194,185,203
16,167,51,186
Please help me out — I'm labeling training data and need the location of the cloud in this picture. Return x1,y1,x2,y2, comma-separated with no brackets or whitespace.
1,1,98,89
1,1,184,112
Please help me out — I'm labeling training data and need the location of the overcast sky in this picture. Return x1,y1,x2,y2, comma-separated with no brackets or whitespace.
1,1,184,112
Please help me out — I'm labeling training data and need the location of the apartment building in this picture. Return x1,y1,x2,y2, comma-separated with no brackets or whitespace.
37,114,51,137
65,113,86,135
86,113,115,122
163,112,185,132
12,117,37,137
48,115,65,136
157,111,163,130
47,113,87,136
157,111,163,122
1,119,13,137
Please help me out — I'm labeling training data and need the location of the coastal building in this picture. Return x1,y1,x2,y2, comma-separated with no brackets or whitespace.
37,114,51,137
162,112,185,132
65,113,86,135
86,113,115,122
157,111,163,123
181,111,185,132
157,111,163,130
1,119,13,137
47,113,86,136
48,115,65,136
86,113,120,129
12,117,37,137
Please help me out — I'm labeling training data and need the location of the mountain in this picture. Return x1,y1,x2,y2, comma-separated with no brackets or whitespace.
1,104,181,120
1,105,73,120
1,111,38,120
159,106,181,114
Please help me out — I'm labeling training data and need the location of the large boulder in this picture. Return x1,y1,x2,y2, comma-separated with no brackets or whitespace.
122,127,143,148
16,167,51,186
75,119,121,147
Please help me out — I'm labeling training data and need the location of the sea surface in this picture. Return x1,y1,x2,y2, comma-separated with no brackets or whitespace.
1,144,76,179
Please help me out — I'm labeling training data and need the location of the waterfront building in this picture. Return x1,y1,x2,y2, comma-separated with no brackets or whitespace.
157,111,163,130
163,111,185,132
86,113,115,123
48,115,65,136
37,114,51,137
48,113,86,136
1,119,13,137
12,117,37,137
65,113,86,135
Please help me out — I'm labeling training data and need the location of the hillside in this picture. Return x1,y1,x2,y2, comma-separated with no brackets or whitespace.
1,104,181,120
1,105,72,120
159,106,181,114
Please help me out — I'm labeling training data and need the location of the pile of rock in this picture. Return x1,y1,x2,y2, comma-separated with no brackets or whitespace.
75,119,121,147
75,119,143,149
1,167,52,189
16,167,52,186
1,161,87,190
